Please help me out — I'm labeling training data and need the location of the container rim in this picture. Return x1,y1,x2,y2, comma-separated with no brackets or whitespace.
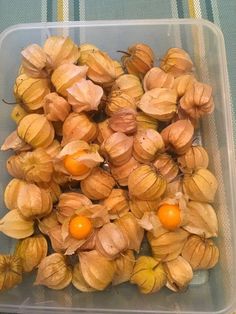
0,18,225,41
0,18,235,314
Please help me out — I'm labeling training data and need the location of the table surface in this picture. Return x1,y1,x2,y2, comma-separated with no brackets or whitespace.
0,0,236,314
0,0,235,133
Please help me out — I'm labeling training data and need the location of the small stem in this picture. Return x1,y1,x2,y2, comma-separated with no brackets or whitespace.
117,50,131,57
2,99,17,105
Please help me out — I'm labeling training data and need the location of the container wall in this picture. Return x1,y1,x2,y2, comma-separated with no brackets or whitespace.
0,20,235,314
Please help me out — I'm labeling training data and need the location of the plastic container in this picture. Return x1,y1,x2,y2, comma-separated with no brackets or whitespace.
0,19,235,314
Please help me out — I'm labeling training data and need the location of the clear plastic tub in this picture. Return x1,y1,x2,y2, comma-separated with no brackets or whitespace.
0,19,235,314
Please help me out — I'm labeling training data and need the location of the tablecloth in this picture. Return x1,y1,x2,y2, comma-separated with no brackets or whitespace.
0,1,235,313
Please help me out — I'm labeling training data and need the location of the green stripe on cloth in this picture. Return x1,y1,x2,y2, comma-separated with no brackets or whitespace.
74,0,80,21
176,0,184,18
47,0,53,22
205,0,214,22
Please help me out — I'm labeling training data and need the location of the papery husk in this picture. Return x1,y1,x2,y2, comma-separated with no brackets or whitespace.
79,230,98,251
51,63,88,97
78,43,99,65
160,48,193,77
180,81,214,119
143,67,174,91
11,104,28,125
38,180,61,203
177,145,209,173
6,154,25,179
138,211,161,236
15,181,53,219
14,234,48,272
67,78,104,113
43,36,80,68
62,112,97,146
147,228,189,262
21,43,52,78
79,250,116,290
102,132,133,166
14,73,50,111
102,189,129,219
17,114,55,148
57,192,92,223
182,235,219,270
6,148,54,183
105,90,137,116
34,253,72,290
0,209,34,239
183,201,218,238
86,50,117,85
128,165,167,200
113,74,144,101
130,256,167,294
115,213,144,252
38,210,60,235
112,250,135,285
138,88,177,121
47,225,65,253
136,111,158,131
108,108,137,134
81,167,115,200
110,157,140,186
0,255,23,291
161,119,194,155
43,92,71,121
133,129,164,163
172,106,198,129
113,60,125,79
72,262,95,292
153,153,179,183
165,177,183,197
75,204,110,228
129,198,157,219
52,171,72,186
97,119,114,144
55,141,103,179
164,256,193,292
54,140,103,180
120,43,154,78
1,131,31,152
183,168,218,203
48,221,90,255
4,178,23,209
173,74,196,98
44,139,61,158
96,223,129,259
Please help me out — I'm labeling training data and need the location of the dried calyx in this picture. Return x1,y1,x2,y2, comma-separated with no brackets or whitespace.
119,43,154,78
130,256,167,294
0,255,23,291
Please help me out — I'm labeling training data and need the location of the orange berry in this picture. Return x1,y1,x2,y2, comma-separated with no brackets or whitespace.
64,150,89,176
69,215,93,240
157,204,181,231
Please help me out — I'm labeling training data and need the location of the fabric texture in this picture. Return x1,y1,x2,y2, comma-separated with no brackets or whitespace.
0,0,235,134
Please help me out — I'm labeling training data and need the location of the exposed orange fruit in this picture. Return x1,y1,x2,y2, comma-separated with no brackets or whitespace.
69,215,93,240
157,204,181,230
64,150,89,176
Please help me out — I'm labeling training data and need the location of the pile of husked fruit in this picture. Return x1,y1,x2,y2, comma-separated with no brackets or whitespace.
0,36,219,293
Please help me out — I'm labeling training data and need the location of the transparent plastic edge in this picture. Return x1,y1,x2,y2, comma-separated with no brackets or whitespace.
0,18,225,45
0,18,235,314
